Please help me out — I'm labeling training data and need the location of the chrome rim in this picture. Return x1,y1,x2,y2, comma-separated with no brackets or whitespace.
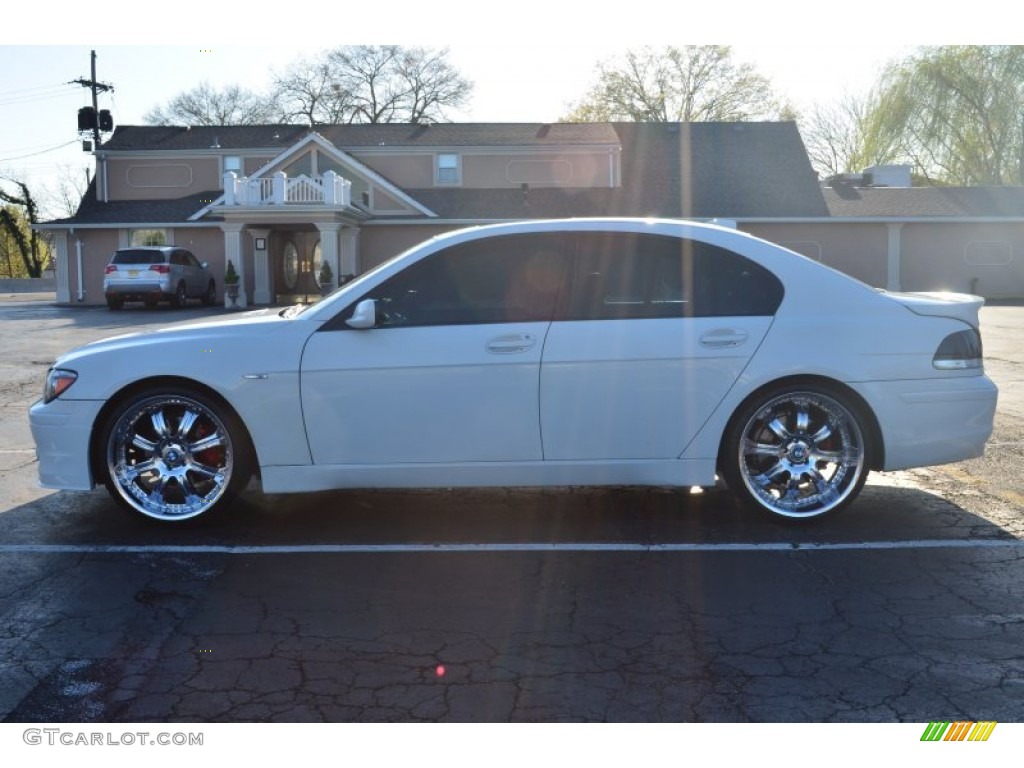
107,395,233,521
737,391,864,518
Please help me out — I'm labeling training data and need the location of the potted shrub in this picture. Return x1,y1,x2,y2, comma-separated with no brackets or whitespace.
318,259,334,296
224,260,240,300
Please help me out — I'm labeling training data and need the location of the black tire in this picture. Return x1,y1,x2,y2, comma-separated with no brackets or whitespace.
106,296,123,311
720,384,870,522
172,281,188,308
201,280,216,306
99,386,252,523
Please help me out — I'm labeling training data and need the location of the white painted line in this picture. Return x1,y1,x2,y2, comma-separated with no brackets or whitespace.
0,539,1021,555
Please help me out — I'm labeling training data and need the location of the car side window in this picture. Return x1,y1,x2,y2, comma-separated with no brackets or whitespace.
352,233,570,328
691,241,784,317
567,233,689,320
566,233,783,320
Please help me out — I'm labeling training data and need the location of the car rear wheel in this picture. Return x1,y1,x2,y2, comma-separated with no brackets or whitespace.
172,281,187,308
100,387,251,523
721,385,869,521
106,296,123,311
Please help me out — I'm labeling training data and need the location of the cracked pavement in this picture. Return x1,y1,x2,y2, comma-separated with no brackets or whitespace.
0,300,1022,722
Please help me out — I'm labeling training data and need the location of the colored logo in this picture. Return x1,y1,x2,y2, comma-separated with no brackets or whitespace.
921,721,997,742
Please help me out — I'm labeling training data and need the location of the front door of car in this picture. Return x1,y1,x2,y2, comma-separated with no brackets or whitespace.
300,233,571,465
540,232,782,460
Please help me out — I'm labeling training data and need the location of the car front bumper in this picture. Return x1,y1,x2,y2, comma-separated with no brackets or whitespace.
852,374,998,471
28,397,105,490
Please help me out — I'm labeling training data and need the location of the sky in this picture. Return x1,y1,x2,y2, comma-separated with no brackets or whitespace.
0,0,999,216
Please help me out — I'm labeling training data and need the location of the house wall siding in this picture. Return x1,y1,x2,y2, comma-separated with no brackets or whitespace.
901,222,1024,297
359,225,458,270
106,157,221,200
745,222,889,287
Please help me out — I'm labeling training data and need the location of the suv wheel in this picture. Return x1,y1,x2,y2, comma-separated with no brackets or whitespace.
172,281,188,309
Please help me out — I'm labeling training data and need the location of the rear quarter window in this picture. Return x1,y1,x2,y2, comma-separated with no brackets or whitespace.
112,249,166,265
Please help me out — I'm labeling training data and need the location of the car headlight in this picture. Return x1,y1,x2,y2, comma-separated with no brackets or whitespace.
43,368,78,403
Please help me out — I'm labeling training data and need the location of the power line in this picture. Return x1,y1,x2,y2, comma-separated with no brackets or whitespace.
0,82,75,97
0,140,79,163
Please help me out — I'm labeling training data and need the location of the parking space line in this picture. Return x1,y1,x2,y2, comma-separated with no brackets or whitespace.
0,539,1021,555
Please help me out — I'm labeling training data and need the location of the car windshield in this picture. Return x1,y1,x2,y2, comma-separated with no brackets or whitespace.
112,250,164,265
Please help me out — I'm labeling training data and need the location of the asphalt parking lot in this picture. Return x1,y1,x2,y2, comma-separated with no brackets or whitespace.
0,298,1022,722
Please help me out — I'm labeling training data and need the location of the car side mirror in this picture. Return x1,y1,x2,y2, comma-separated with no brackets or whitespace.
201,261,209,269
346,298,377,329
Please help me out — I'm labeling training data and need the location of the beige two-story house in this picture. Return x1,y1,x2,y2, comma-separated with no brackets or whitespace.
37,121,1024,303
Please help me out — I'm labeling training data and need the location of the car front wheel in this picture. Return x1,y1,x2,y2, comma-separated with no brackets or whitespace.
201,280,216,306
100,387,250,523
721,385,869,521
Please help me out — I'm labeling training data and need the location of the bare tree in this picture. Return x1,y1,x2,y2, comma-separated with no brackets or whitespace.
272,55,354,125
274,45,472,125
563,46,792,123
800,91,904,178
145,82,279,126
43,164,91,219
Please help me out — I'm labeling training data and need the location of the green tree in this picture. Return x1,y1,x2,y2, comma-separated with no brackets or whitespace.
0,180,47,277
145,82,280,126
563,46,793,123
870,46,1024,185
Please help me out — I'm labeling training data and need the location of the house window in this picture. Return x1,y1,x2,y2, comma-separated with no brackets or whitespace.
129,229,167,246
224,156,243,173
436,153,460,185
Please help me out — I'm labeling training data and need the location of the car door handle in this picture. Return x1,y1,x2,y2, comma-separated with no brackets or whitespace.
486,334,537,354
699,329,749,348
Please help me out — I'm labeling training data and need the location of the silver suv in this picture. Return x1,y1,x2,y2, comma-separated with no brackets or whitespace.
103,246,217,310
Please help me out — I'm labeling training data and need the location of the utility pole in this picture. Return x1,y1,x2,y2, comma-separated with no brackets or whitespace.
71,50,114,147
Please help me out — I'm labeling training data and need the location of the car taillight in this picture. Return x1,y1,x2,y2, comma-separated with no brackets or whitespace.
104,265,117,274
150,264,170,274
933,329,983,370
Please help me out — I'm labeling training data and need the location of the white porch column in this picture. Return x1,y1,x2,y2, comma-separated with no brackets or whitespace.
250,228,271,305
315,222,341,289
340,227,360,280
886,223,904,292
223,172,237,205
221,223,247,308
53,231,71,304
272,172,286,205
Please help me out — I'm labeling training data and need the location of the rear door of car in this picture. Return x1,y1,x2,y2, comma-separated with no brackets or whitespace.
300,232,571,465
539,231,781,460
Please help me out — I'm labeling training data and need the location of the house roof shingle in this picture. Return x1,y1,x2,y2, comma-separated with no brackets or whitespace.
47,121,830,224
824,185,1024,218
98,123,622,152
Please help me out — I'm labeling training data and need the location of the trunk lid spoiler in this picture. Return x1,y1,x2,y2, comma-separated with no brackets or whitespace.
880,290,985,327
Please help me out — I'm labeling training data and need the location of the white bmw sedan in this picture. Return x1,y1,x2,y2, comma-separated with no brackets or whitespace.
30,219,998,524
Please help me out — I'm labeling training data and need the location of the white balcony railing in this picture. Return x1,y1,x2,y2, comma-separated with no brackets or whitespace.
222,171,352,207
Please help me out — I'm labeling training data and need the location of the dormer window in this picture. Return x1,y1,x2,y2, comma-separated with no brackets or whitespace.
436,153,460,185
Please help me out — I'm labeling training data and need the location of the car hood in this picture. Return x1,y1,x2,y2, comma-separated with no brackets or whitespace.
881,290,985,327
55,308,307,364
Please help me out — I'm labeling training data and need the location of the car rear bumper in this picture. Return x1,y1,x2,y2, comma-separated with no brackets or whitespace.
28,397,104,490
104,281,169,297
852,374,998,470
